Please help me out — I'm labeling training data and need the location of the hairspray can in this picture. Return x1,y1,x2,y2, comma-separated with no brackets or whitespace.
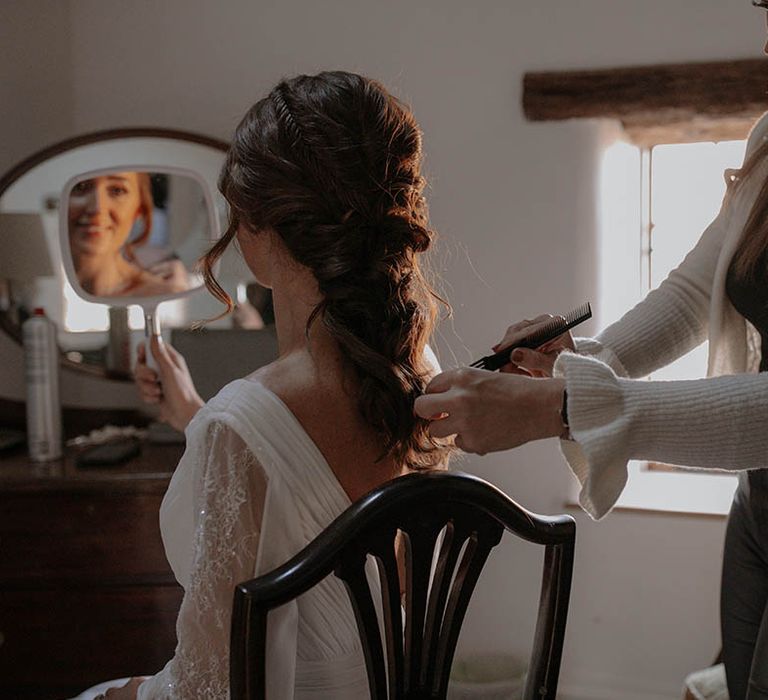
22,307,62,461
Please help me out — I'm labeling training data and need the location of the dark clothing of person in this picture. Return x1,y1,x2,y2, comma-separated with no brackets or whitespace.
722,479,768,699
721,258,768,699
727,249,768,374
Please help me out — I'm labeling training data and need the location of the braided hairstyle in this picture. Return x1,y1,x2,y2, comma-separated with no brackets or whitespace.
202,71,453,471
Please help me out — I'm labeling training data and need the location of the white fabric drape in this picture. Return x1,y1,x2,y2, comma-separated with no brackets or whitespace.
135,379,373,699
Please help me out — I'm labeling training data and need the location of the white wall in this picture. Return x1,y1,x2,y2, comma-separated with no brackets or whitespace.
0,2,74,173
3,1,765,696
0,1,143,407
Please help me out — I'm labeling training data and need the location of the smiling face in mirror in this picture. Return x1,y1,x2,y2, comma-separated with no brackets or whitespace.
68,171,191,298
69,172,146,255
66,170,208,299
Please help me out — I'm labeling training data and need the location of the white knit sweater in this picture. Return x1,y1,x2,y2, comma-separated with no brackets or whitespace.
554,114,768,521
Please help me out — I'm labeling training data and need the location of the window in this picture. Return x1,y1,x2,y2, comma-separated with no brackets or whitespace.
597,137,745,515
643,141,746,381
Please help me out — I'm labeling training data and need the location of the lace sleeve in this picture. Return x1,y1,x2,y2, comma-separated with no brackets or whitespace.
138,419,267,699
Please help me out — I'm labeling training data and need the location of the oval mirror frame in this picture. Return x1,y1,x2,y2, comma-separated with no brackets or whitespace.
0,128,228,379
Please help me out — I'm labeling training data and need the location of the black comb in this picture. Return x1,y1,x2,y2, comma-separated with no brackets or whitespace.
470,302,592,371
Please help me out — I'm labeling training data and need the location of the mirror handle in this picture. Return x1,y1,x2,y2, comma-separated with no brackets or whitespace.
143,308,162,372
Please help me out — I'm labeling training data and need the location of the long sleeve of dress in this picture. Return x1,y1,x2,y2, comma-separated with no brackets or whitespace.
137,419,268,700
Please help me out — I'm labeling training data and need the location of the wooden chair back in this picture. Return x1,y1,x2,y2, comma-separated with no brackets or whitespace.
230,470,576,699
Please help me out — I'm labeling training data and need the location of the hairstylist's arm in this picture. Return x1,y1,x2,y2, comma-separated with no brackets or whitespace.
134,337,204,432
414,369,567,454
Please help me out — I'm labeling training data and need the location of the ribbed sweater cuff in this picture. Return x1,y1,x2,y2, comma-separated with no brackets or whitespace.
554,353,629,519
554,353,768,520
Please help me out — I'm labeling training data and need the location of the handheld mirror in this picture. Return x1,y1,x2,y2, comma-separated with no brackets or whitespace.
60,166,221,366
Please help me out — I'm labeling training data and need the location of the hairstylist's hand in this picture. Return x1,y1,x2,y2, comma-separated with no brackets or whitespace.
494,315,575,378
414,367,566,455
134,337,204,432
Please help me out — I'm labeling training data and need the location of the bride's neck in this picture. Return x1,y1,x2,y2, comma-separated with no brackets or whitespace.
75,254,135,296
271,271,341,370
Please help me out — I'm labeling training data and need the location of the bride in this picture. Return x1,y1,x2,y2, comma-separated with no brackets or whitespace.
79,70,453,700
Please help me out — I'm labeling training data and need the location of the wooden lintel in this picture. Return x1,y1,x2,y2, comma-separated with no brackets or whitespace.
523,58,768,144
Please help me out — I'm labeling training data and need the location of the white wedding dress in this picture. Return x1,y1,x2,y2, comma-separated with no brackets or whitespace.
74,378,374,700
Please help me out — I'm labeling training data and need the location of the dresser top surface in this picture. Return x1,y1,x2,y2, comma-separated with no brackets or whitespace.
0,441,183,493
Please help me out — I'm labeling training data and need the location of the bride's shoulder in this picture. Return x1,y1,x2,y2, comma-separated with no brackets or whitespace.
244,361,279,386
244,355,316,402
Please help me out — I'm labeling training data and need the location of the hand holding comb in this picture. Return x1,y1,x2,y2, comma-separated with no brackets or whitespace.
470,302,592,372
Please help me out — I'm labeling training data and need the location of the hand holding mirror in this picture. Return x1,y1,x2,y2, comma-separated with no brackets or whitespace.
60,166,220,368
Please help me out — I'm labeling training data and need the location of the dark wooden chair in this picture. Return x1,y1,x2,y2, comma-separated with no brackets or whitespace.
230,470,576,700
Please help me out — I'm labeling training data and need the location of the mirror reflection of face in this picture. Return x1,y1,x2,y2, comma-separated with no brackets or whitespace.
64,169,209,300
67,172,147,258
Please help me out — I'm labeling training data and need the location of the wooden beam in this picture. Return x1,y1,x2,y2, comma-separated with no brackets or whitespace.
523,58,768,145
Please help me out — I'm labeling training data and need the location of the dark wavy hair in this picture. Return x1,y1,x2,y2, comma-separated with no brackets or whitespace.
201,71,452,471
122,172,154,263
728,136,768,280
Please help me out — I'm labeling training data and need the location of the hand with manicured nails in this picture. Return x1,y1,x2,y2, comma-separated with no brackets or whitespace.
134,336,204,432
414,367,567,455
494,314,575,378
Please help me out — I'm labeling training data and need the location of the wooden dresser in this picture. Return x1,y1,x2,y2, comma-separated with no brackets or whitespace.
0,441,185,700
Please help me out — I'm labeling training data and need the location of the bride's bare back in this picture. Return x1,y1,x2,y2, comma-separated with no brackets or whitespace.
250,348,404,503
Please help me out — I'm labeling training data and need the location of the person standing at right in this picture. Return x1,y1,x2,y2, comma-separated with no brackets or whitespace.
416,5,768,697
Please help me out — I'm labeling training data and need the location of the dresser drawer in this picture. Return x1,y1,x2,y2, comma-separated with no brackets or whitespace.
0,439,182,698
0,584,183,699
0,491,172,584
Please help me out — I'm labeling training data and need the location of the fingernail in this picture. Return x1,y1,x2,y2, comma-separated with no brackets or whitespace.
511,350,523,362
